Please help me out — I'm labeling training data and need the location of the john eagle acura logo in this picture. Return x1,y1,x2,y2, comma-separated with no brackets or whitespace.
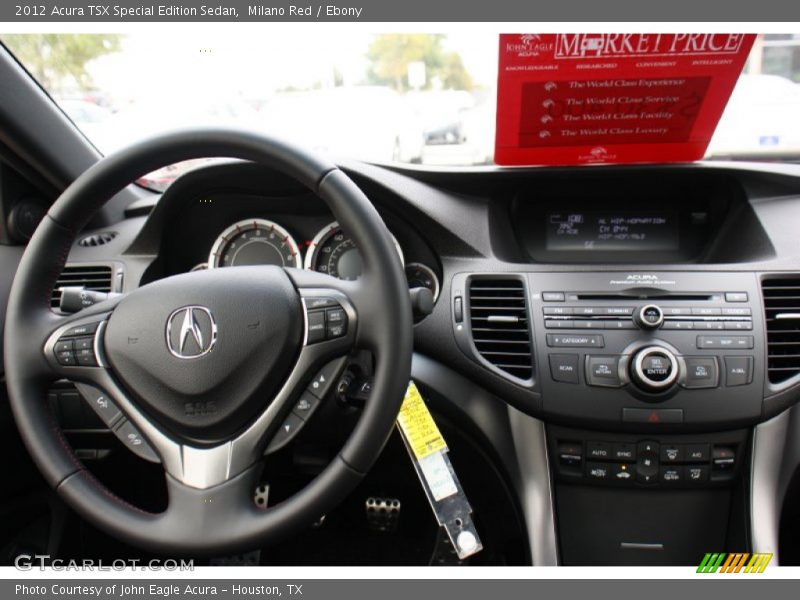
166,306,217,359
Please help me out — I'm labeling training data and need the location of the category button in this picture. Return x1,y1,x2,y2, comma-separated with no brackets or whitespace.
546,334,604,348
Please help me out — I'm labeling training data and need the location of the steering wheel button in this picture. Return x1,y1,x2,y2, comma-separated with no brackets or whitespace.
327,323,346,339
266,412,305,454
55,350,77,366
62,321,100,337
293,392,320,417
74,337,94,351
305,297,338,310
75,348,98,367
75,384,122,428
306,310,326,343
308,358,347,399
114,420,159,463
54,339,74,354
326,307,346,323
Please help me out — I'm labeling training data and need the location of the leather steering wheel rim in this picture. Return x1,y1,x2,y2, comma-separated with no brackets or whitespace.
3,129,413,555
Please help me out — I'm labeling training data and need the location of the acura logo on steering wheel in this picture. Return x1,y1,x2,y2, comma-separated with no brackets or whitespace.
166,306,218,359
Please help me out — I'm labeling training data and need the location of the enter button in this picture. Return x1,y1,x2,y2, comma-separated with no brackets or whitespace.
724,356,754,386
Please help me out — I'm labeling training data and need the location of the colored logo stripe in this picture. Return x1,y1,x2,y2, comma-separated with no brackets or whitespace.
697,552,772,573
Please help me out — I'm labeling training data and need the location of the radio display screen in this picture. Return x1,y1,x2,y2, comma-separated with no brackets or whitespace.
546,211,679,252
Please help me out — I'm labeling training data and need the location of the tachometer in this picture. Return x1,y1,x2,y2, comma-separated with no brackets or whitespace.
304,221,403,280
405,263,440,303
208,218,301,269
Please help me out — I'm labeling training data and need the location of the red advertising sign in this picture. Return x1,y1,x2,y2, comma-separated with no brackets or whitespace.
495,33,756,165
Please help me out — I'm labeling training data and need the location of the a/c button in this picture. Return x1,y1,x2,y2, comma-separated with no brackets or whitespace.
549,354,579,384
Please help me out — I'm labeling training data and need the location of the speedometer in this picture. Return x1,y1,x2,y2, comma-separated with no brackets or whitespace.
304,221,403,280
208,218,302,269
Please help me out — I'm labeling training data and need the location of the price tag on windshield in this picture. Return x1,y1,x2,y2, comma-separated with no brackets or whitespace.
495,34,756,165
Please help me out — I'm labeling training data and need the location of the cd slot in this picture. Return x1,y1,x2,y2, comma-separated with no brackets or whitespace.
574,293,715,302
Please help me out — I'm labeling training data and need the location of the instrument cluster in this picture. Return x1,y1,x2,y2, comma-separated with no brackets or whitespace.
193,217,440,302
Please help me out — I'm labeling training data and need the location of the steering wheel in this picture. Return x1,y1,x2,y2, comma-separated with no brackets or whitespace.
3,130,413,555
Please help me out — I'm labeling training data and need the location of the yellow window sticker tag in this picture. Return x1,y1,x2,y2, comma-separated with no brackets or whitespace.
397,382,447,460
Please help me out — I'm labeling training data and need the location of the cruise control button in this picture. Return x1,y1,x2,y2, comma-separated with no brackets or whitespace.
326,323,346,339
549,354,579,384
326,307,346,323
305,297,339,310
683,357,718,389
586,355,621,387
306,310,326,343
724,356,754,386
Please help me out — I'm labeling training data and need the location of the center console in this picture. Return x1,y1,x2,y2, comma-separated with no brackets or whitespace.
451,269,777,565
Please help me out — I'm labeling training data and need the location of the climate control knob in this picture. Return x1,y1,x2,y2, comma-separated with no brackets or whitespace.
630,346,679,392
635,304,664,330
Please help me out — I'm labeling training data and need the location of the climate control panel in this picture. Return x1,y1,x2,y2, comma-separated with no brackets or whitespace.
549,425,746,488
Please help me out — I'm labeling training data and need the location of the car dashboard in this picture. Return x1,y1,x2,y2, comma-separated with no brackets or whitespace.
7,156,800,566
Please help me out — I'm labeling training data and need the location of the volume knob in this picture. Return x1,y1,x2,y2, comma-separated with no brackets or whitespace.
635,304,664,330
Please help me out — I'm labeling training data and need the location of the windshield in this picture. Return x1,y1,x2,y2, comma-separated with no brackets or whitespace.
3,32,800,189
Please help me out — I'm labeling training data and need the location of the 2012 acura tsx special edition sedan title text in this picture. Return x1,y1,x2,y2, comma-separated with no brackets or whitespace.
1,32,800,567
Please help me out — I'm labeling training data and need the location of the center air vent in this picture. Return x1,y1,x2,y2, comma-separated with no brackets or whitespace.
468,277,533,380
78,232,117,247
51,265,113,309
762,277,800,383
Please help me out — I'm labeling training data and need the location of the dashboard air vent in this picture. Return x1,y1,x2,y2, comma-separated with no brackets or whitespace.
468,277,533,380
762,277,800,383
78,232,117,247
51,265,113,308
